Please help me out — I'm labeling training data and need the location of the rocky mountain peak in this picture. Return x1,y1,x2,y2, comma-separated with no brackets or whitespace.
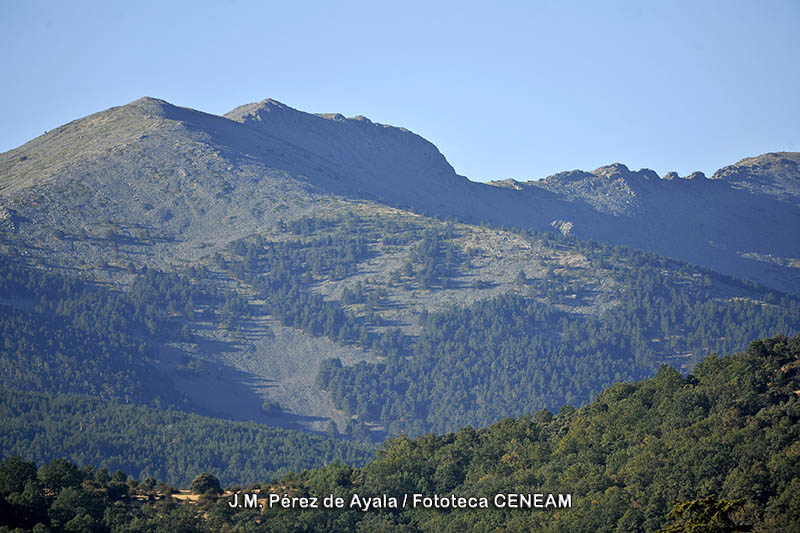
711,152,800,203
487,178,524,190
2,96,799,297
712,152,800,180
592,163,631,179
223,98,293,123
127,96,172,113
590,163,660,185
222,98,463,194
663,170,707,181
685,171,707,180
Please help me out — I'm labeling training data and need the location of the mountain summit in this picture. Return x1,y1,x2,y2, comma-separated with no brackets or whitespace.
1,97,799,294
223,98,468,204
712,152,800,204
1,95,799,454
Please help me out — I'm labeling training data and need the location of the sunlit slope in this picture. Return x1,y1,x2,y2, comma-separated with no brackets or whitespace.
1,97,799,294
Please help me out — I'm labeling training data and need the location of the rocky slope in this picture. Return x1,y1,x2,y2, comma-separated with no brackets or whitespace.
2,97,798,294
1,96,799,437
502,154,800,295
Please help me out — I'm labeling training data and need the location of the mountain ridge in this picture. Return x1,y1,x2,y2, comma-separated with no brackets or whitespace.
1,95,799,442
1,96,799,298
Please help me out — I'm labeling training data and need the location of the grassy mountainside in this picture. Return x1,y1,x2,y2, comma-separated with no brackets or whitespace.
1,96,799,483
2,202,799,441
2,334,798,531
213,209,800,435
1,98,799,295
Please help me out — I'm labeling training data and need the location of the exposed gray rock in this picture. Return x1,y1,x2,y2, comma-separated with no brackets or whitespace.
1,97,799,296
551,219,574,236
712,152,800,204
0,205,16,232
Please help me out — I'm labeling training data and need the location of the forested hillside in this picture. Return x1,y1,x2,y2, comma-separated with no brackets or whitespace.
2,334,798,532
0,388,373,488
215,211,800,436
283,334,800,532
0,255,205,408
0,253,375,483
2,95,800,525
3,207,799,443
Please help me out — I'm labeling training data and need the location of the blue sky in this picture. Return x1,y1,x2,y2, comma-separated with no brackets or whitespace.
2,0,799,181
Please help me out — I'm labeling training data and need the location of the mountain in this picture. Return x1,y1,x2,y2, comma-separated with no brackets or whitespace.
223,98,469,201
1,96,799,442
517,153,800,295
713,152,800,203
2,97,798,295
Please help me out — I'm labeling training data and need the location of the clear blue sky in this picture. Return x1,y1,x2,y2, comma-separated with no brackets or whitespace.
2,0,799,181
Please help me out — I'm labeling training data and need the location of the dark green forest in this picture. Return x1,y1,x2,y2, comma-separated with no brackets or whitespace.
268,334,800,532
0,254,374,490
0,388,373,488
2,334,798,532
320,277,800,435
0,256,194,407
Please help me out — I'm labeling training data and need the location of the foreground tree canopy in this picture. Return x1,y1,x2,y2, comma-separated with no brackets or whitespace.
2,333,798,532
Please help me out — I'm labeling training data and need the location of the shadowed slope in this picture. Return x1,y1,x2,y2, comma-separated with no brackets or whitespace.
1,97,799,296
